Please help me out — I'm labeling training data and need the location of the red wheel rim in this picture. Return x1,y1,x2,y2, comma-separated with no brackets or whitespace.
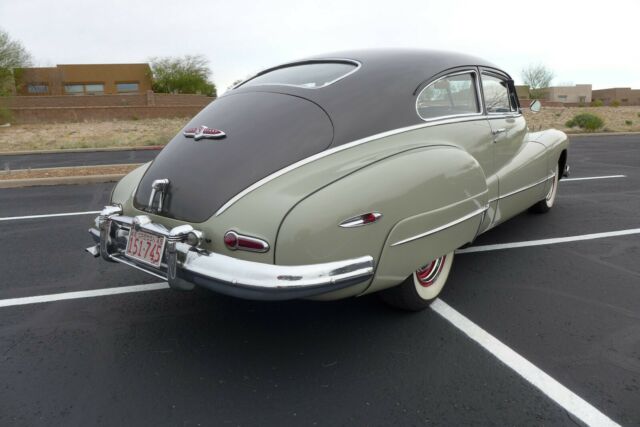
415,255,446,287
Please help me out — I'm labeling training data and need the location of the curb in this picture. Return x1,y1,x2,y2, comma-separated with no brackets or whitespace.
0,146,163,156
4,163,143,173
0,174,125,189
567,132,640,137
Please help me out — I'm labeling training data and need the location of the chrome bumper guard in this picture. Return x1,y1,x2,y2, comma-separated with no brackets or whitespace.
87,205,375,300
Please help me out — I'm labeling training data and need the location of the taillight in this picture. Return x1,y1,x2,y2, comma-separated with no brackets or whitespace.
339,212,382,228
223,231,269,253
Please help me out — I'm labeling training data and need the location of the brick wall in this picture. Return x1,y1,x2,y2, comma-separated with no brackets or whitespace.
0,91,214,123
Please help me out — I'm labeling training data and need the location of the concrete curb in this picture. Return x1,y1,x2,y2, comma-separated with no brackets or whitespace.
4,163,143,173
0,174,125,189
567,131,640,137
0,146,163,156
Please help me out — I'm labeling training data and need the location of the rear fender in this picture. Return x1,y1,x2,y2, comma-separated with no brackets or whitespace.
276,146,488,299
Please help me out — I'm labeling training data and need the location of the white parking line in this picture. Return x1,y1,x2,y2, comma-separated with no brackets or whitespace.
562,174,626,182
431,299,620,427
0,210,100,222
0,282,620,425
457,228,640,254
0,282,168,308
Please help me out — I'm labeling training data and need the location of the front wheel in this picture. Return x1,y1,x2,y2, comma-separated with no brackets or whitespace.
530,164,559,214
380,252,454,311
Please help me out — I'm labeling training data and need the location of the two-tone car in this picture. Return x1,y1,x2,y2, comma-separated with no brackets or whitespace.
87,49,569,310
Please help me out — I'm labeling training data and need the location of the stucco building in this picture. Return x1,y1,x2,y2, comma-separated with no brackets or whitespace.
591,87,640,105
545,84,592,104
14,63,152,96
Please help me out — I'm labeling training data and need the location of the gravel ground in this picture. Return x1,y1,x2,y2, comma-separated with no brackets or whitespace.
1,107,639,153
0,118,188,152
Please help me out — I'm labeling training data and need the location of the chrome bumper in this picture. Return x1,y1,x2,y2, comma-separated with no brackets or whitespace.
87,205,375,300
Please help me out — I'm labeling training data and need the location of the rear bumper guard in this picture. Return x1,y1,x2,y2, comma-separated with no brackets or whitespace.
86,205,375,300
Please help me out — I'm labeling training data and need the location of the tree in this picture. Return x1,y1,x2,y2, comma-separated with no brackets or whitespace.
521,63,554,100
0,28,33,123
150,55,216,97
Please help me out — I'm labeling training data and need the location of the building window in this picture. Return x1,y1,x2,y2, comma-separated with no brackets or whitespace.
27,83,49,94
579,96,586,103
558,95,568,99
116,82,139,93
64,84,85,95
64,83,105,95
84,84,104,95
621,98,628,103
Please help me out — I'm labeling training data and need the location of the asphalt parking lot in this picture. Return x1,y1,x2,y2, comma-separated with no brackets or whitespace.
1,134,638,426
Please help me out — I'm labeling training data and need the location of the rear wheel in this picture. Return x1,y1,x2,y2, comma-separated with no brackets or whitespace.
530,164,559,214
380,252,454,311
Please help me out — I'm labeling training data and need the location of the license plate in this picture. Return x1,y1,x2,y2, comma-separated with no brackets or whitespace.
125,229,166,268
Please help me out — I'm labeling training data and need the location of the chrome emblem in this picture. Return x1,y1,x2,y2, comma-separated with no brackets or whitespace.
183,126,226,141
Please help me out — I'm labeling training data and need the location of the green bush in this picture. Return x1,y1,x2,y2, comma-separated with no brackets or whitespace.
637,112,640,118
611,100,621,107
625,120,633,125
590,99,604,107
565,113,604,132
0,107,11,124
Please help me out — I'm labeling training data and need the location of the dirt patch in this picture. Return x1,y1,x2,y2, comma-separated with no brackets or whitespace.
0,164,140,180
0,117,189,152
0,108,638,154
523,106,640,133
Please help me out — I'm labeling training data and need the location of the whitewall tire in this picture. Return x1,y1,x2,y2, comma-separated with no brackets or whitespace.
380,252,455,311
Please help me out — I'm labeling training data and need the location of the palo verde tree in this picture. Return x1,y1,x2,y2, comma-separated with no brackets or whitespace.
150,55,217,97
521,63,554,100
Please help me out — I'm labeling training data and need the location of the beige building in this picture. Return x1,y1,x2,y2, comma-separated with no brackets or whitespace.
14,63,152,96
545,84,592,104
591,87,640,105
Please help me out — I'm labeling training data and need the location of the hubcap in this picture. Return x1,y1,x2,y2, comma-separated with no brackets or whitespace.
415,255,446,287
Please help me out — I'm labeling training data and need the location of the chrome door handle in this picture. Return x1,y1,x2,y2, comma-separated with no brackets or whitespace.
492,128,507,135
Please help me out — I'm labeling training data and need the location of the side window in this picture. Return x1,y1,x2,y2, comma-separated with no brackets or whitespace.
416,72,480,120
482,74,516,113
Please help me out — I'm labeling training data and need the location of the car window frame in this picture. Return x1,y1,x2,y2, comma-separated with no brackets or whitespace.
479,68,521,117
415,68,484,122
235,59,362,90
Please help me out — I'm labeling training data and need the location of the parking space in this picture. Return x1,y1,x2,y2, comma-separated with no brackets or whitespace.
0,134,638,425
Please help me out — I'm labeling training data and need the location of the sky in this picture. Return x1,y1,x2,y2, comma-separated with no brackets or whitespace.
1,0,638,94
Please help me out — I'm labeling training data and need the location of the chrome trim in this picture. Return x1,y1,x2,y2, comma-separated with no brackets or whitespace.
224,230,270,253
496,173,556,201
89,207,375,300
148,179,169,213
214,115,488,216
237,59,362,90
339,212,382,228
415,69,484,122
390,205,489,247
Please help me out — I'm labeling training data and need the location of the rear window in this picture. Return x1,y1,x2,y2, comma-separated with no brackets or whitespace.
241,61,358,89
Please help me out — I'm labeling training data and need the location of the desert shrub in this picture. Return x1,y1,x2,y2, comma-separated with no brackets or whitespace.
0,107,11,124
625,120,633,125
565,113,604,131
637,112,640,118
611,100,621,107
554,112,561,117
590,99,604,107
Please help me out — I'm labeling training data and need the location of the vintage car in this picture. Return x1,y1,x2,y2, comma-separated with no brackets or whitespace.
87,49,569,310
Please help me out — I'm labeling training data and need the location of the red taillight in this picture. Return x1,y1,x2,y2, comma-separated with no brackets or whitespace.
224,231,269,253
339,212,382,228
223,231,238,248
